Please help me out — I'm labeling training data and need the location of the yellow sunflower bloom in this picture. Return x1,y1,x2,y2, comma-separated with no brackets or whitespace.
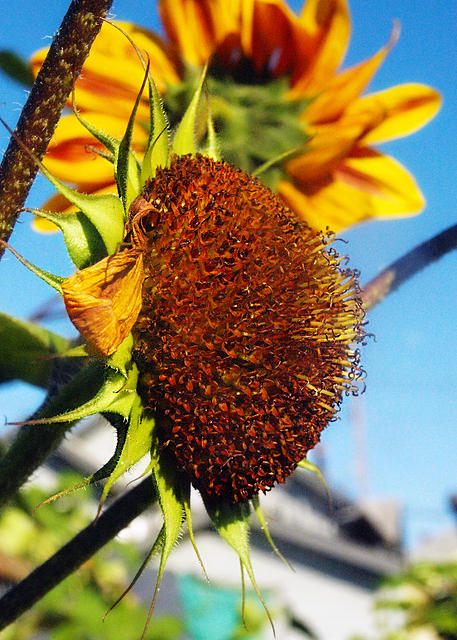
32,0,440,232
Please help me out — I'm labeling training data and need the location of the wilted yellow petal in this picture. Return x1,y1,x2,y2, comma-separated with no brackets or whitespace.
44,113,148,186
279,149,424,232
351,84,442,144
61,250,144,356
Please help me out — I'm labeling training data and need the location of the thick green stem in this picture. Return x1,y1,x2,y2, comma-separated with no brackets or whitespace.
0,477,156,630
362,223,457,310
0,0,113,253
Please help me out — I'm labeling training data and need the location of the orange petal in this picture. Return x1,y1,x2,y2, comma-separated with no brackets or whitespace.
31,22,179,118
279,148,424,232
61,249,144,356
246,0,310,78
350,84,442,144
292,0,350,93
32,183,118,233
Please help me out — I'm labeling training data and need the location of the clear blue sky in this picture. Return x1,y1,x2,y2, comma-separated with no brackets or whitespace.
0,0,456,550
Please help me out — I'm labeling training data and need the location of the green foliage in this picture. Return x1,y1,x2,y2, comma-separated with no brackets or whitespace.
354,561,457,640
0,472,183,640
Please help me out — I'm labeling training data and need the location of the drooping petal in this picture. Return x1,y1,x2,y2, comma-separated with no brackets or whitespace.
279,149,424,231
351,84,442,145
61,249,144,356
292,0,351,92
43,112,148,186
31,22,180,118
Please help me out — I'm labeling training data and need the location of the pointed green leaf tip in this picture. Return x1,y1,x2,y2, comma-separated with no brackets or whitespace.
204,499,275,636
172,63,208,156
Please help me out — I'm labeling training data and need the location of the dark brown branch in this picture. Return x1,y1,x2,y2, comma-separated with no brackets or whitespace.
0,0,113,252
0,477,156,630
362,223,457,310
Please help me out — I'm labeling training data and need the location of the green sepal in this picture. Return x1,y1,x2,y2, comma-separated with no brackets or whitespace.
181,481,209,581
35,420,129,508
71,94,118,159
109,22,169,186
172,64,208,156
0,239,63,292
251,495,293,571
115,71,145,212
98,396,155,510
204,498,274,633
20,358,136,426
0,312,69,388
25,207,106,269
297,457,331,505
149,445,184,604
204,101,219,161
140,77,169,186
36,161,124,256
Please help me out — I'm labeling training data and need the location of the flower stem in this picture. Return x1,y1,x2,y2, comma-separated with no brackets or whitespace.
0,0,113,253
362,223,457,310
0,477,156,630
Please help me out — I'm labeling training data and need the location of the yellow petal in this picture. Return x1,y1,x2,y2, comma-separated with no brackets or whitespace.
286,111,378,182
31,22,179,118
160,0,236,65
61,250,144,356
350,84,442,144
43,113,148,186
292,0,350,94
279,149,424,232
32,184,118,233
302,34,393,121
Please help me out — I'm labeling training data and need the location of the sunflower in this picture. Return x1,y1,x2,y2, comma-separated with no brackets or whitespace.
31,0,440,233
7,45,365,633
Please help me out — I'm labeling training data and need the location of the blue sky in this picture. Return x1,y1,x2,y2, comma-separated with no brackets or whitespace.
0,0,456,551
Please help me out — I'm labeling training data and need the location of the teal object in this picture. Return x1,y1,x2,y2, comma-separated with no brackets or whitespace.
177,574,242,640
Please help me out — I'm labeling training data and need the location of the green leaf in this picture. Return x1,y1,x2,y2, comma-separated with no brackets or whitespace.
0,312,69,387
25,208,106,269
0,50,34,86
172,64,208,156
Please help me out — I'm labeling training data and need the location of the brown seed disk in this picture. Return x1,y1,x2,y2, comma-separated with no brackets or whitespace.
128,154,364,503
